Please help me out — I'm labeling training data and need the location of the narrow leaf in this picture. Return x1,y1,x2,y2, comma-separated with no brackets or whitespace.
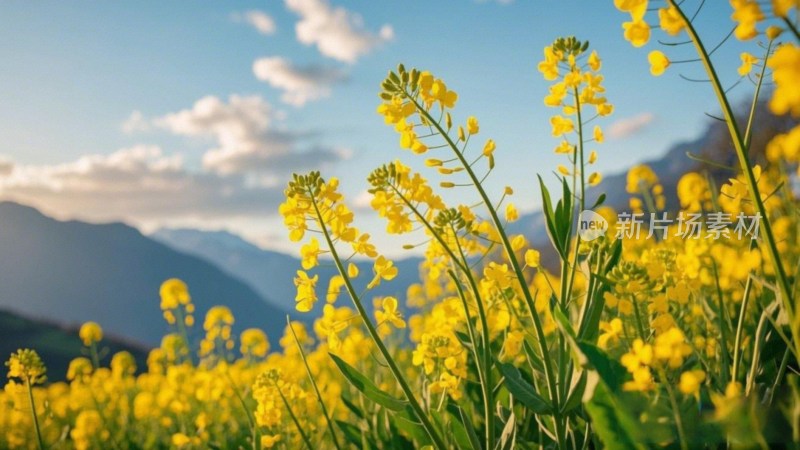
498,362,553,414
584,378,645,450
330,353,408,411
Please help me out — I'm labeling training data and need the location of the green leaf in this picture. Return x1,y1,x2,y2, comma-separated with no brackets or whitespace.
336,420,368,447
591,193,607,209
604,238,623,272
553,307,588,370
538,175,565,259
392,405,430,445
579,241,623,342
578,342,626,391
330,353,408,411
522,339,545,374
584,377,646,450
454,329,476,353
553,307,577,341
562,371,587,414
498,362,553,415
555,177,574,252
450,404,481,450
340,395,365,420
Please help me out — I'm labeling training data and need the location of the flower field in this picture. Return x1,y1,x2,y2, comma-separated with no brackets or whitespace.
2,1,800,448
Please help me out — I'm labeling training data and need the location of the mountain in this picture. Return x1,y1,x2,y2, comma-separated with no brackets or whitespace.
509,105,793,269
0,308,149,382
0,202,290,347
151,228,424,314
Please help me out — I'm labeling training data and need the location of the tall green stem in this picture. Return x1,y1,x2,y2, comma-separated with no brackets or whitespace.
406,94,567,447
661,369,689,450
387,183,494,447
26,378,45,450
669,0,794,346
277,386,314,450
288,319,342,450
307,191,447,450
450,224,495,448
731,269,754,383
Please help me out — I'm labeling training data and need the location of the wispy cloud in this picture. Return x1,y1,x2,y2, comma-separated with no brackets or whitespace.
121,110,151,133
252,57,346,106
608,112,655,139
232,10,277,35
285,0,393,63
0,146,285,222
154,94,346,175
6,93,352,224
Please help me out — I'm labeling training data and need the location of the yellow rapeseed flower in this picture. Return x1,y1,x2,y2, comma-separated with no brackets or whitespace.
648,51,670,76
294,270,319,312
376,296,406,329
78,321,103,346
730,0,764,40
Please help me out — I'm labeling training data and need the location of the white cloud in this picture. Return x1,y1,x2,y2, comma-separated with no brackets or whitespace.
252,56,346,106
285,0,393,63
233,10,277,35
121,110,151,133
352,189,372,210
4,93,350,231
0,157,13,176
608,113,655,139
154,94,343,175
0,146,285,222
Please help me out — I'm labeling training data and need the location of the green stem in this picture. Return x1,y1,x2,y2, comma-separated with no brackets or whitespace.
407,93,563,426
224,370,260,450
767,347,791,405
731,241,757,383
711,262,732,384
89,342,100,370
408,95,568,447
746,306,773,395
390,181,493,445
288,318,342,450
450,225,494,448
631,296,648,341
782,17,800,42
308,191,447,450
670,0,795,351
575,91,586,215
449,269,485,380
560,86,587,406
173,306,194,366
26,378,45,450
743,40,772,149
277,385,314,450
661,369,690,450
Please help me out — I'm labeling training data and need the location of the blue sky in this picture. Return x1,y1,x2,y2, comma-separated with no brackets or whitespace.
0,1,757,254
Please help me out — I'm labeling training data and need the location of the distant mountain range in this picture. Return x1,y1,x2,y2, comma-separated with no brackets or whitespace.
508,104,792,269
0,202,290,347
151,228,424,315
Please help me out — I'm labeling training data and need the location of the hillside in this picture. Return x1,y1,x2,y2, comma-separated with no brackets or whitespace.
0,308,149,382
0,202,290,346
509,105,794,269
151,228,424,314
